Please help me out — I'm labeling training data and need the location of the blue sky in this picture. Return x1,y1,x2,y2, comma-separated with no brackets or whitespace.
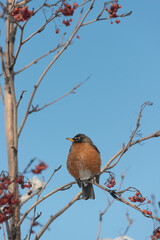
0,0,160,239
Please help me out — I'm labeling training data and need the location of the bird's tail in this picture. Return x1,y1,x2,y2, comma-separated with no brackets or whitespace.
82,181,95,200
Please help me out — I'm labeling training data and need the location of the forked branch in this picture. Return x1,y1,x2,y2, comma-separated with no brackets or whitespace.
28,76,90,114
34,192,81,240
18,0,96,137
101,102,156,172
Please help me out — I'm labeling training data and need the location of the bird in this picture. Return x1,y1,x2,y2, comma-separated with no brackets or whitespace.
66,134,101,200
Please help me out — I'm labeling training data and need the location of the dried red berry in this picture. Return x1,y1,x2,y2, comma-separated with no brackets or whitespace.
11,6,33,22
115,20,120,24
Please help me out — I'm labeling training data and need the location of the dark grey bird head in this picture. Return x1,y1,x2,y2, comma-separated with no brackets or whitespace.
66,133,93,144
66,133,100,153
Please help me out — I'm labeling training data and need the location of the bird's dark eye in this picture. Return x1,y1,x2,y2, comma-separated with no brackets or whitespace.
74,136,81,141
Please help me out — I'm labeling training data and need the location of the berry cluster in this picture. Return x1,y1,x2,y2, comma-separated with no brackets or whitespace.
0,174,11,195
106,2,121,24
106,175,116,188
11,6,33,22
31,162,48,174
128,191,146,203
0,172,32,225
59,2,78,27
15,176,32,189
151,227,160,240
62,18,72,27
142,209,152,215
115,20,120,24
60,3,78,16
0,193,20,224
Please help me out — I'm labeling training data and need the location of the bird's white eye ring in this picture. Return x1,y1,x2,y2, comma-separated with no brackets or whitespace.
74,136,80,141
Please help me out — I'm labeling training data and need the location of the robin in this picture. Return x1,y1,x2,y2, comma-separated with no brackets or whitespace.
66,134,101,200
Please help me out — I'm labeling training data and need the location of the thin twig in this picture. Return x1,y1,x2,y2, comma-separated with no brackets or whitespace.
57,32,66,54
20,189,41,207
34,192,81,240
44,0,62,8
101,102,155,172
16,181,77,228
22,12,60,45
28,166,61,240
93,182,160,222
11,25,25,68
18,0,96,137
38,165,62,198
0,46,8,84
96,2,107,20
22,158,36,174
82,11,132,26
28,77,90,114
123,210,133,236
0,83,4,104
27,211,40,240
151,195,159,221
96,170,125,240
32,1,47,16
16,90,27,107
20,213,51,230
101,130,160,174
14,43,67,75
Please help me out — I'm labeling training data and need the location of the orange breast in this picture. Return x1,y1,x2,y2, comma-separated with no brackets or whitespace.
67,142,101,180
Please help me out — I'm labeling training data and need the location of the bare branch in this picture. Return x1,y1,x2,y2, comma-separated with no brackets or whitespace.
82,11,132,26
38,165,62,197
34,192,81,240
22,12,60,45
18,0,96,137
27,212,42,240
95,2,107,21
43,0,62,8
0,46,8,83
151,195,159,220
57,32,66,54
101,129,160,174
28,77,90,114
119,11,133,17
101,102,155,172
27,166,62,240
21,165,62,208
11,26,24,68
0,83,4,104
96,170,125,240
93,182,160,222
22,158,36,174
14,0,31,7
16,90,27,107
15,43,68,75
123,210,133,236
16,181,77,228
20,213,51,230
20,189,41,207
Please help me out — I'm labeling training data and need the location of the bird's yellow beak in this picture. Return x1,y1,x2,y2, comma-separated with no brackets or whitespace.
66,138,74,142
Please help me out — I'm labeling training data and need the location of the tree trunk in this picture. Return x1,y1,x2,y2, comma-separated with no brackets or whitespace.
4,1,21,239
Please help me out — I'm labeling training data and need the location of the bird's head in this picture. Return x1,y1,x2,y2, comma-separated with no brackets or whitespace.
66,134,93,144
